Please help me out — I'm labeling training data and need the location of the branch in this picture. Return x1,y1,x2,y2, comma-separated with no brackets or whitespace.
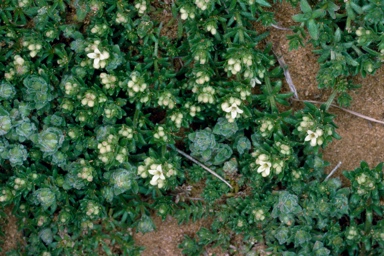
171,147,233,189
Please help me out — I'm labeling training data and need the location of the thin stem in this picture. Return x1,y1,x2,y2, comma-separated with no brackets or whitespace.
171,146,233,189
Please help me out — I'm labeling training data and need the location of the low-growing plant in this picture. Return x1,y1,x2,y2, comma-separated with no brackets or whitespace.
289,0,384,106
0,0,383,255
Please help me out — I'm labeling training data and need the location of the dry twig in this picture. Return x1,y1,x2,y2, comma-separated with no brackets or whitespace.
172,147,233,189
324,161,342,182
293,99,384,125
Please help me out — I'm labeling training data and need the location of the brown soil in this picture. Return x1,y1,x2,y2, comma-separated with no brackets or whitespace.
0,207,24,256
2,2,384,256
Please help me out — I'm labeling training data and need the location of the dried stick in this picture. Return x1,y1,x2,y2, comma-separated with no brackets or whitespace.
293,99,384,125
271,24,292,31
273,51,299,99
172,147,233,189
324,162,342,182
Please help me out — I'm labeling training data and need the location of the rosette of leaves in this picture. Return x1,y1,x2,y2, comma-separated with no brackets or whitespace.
136,214,155,234
33,188,56,211
35,127,64,154
188,128,216,162
15,118,37,142
2,144,28,166
213,117,238,138
271,191,302,224
39,228,53,245
0,81,16,100
22,76,54,111
0,115,12,136
107,167,137,197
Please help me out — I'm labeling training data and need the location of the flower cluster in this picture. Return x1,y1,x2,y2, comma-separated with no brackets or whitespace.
170,112,183,128
135,1,147,14
253,152,284,177
193,86,215,103
81,91,97,108
297,116,315,132
118,125,133,139
85,201,101,218
185,102,201,117
221,97,243,122
153,126,169,142
275,141,291,155
64,81,79,96
0,187,13,203
77,166,94,182
100,73,117,90
180,7,195,20
158,92,176,109
115,12,128,24
255,153,272,177
138,158,177,188
206,22,217,35
235,86,251,100
18,0,29,7
195,71,210,84
193,50,208,65
85,41,110,69
13,177,26,190
90,24,108,35
97,134,118,164
127,73,148,101
304,129,324,147
194,0,210,11
22,40,42,58
5,55,28,80
37,215,49,227
253,209,265,221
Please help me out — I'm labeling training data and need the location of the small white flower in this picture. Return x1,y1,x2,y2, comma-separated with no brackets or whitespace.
257,161,271,177
149,164,165,186
87,48,110,69
250,77,261,87
305,129,323,146
221,101,243,119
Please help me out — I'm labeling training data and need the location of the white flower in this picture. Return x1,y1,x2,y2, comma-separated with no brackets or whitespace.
87,48,110,69
257,161,271,177
250,77,261,87
305,129,323,146
148,164,165,186
221,101,243,119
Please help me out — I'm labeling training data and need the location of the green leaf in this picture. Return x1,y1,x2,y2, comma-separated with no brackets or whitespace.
307,19,319,40
255,0,271,7
300,0,312,13
292,14,308,22
311,9,325,19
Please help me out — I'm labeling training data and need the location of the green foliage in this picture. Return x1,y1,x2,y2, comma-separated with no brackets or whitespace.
289,0,384,106
0,0,382,255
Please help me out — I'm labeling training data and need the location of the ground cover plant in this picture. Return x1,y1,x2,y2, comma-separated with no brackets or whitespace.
0,0,384,255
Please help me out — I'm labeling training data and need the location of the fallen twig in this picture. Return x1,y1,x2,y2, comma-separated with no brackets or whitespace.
172,147,233,189
273,50,299,99
271,24,292,31
293,99,384,125
324,161,342,182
